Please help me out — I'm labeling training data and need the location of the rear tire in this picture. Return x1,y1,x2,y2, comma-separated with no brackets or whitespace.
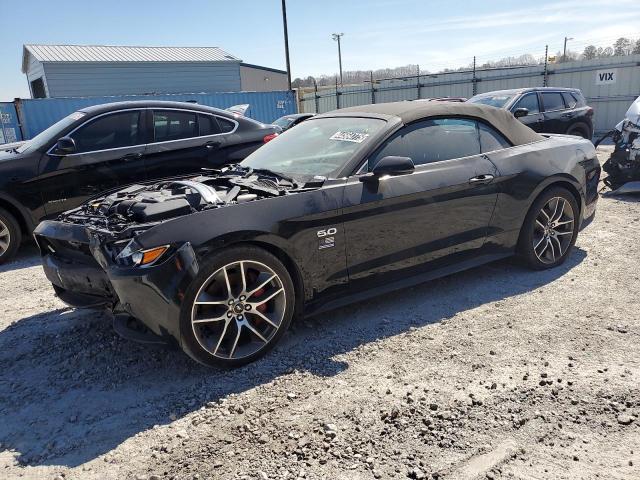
518,187,579,270
0,208,21,265
179,245,295,368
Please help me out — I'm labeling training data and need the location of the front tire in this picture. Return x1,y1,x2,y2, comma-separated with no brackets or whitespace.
179,246,295,368
518,187,579,270
0,208,21,265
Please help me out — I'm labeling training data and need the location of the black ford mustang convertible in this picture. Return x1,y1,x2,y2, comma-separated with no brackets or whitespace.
35,102,600,367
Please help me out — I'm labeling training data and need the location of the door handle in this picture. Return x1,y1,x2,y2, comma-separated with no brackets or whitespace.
121,152,143,161
469,174,495,184
562,113,574,118
205,141,222,151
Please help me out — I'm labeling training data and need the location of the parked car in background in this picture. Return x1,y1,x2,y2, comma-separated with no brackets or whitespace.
0,100,278,263
468,88,594,139
272,113,316,131
35,101,600,367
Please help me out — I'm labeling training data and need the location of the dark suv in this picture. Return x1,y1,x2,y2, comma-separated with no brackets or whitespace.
0,100,278,263
468,87,594,139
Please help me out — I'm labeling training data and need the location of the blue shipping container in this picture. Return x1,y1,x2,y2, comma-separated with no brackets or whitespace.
16,90,297,139
0,103,23,144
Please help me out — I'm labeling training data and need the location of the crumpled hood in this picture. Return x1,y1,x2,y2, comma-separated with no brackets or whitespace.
616,96,640,131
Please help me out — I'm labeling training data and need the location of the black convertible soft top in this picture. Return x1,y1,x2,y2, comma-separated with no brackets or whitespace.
317,101,543,146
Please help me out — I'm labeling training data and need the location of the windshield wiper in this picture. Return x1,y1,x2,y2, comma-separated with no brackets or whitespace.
244,167,296,185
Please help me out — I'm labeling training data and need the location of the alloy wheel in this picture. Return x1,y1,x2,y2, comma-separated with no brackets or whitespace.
0,219,10,257
532,196,575,264
190,260,286,360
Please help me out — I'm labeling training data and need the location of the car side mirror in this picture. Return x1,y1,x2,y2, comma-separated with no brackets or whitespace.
513,108,529,118
361,156,415,182
55,137,77,155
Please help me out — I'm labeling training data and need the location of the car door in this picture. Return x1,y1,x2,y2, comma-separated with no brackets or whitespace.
510,92,544,132
37,109,148,218
143,109,233,181
540,91,570,134
341,118,499,291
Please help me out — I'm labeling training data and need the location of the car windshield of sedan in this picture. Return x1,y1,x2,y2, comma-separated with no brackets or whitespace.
16,111,86,154
241,117,385,179
468,94,516,108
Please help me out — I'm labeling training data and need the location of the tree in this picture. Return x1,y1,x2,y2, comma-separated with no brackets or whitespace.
614,37,633,56
582,45,598,60
633,39,640,54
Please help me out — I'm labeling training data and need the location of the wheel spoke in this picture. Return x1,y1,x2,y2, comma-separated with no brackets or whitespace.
222,266,233,299
229,325,243,358
0,226,8,238
244,322,268,343
547,238,556,262
0,239,7,251
533,234,546,250
193,314,227,324
249,287,284,307
550,234,563,257
555,230,573,236
555,219,574,227
535,219,545,230
549,198,562,223
213,320,231,356
247,274,276,297
239,261,247,293
249,309,279,328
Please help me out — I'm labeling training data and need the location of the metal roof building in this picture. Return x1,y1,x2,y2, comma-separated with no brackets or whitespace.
21,44,288,98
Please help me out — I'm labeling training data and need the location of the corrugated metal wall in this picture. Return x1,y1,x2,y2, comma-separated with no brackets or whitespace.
41,62,242,97
0,103,23,144
301,55,640,133
15,90,297,139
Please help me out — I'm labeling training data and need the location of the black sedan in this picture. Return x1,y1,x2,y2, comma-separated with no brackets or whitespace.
34,102,600,367
0,100,278,263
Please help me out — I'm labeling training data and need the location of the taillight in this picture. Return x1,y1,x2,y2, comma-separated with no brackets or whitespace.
263,133,279,143
586,107,594,117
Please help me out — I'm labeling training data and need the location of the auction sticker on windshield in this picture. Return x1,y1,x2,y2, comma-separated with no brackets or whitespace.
330,131,369,143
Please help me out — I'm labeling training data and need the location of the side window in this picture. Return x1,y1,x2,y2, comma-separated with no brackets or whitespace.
370,118,480,168
541,92,566,112
217,117,236,133
478,122,511,152
512,93,540,114
153,110,197,142
72,111,141,153
562,92,577,109
198,114,221,136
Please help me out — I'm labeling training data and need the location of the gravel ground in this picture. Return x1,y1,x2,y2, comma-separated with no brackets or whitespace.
1,146,639,480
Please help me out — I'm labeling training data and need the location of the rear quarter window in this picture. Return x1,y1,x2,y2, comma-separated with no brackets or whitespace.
541,92,566,112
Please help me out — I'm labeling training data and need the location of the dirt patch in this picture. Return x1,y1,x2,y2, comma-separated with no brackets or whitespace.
1,146,638,480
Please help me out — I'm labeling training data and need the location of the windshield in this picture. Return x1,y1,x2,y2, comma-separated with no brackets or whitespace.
241,117,386,179
467,94,515,108
273,116,296,129
16,111,86,154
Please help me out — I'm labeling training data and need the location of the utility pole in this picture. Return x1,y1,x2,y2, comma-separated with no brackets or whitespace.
563,36,573,62
281,0,292,90
332,33,344,86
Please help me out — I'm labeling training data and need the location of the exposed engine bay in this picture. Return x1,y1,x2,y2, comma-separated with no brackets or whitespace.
59,166,311,239
597,96,640,191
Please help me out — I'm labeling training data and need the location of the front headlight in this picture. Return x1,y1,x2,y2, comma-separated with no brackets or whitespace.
115,240,169,267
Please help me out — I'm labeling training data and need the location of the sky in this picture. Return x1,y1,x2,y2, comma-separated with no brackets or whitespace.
0,0,638,99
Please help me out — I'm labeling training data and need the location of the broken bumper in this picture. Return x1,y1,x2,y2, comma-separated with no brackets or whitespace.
34,220,200,342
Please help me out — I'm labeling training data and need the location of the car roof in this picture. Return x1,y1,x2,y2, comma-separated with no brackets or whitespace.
78,100,243,120
315,101,543,146
473,87,582,96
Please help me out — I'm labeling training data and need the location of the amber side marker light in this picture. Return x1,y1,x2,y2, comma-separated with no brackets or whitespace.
138,246,170,266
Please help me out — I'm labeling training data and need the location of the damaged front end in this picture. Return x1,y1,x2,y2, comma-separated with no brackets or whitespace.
33,167,300,339
599,96,640,191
